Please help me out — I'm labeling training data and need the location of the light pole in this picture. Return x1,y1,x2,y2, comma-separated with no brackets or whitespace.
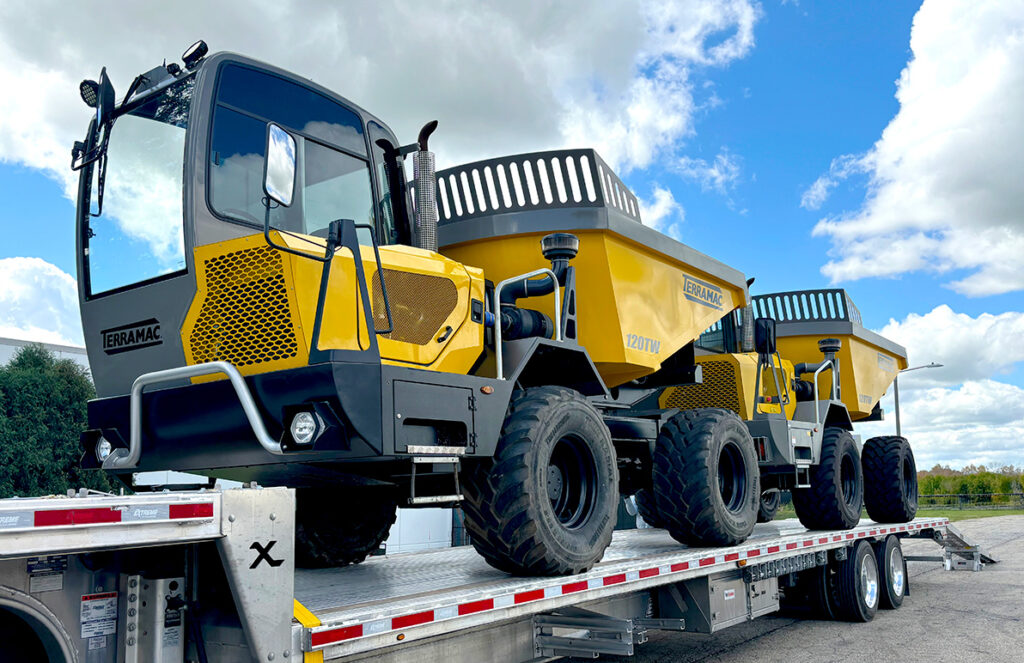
893,362,943,437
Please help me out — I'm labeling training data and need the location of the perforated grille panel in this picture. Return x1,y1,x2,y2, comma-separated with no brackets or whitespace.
372,269,458,345
662,360,742,414
189,246,299,366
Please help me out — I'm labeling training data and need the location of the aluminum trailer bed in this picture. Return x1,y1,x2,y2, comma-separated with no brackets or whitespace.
0,487,992,663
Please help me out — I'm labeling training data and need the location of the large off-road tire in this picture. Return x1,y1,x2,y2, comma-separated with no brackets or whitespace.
792,427,863,530
827,540,879,622
633,488,665,528
461,387,618,576
875,535,908,609
294,487,398,568
757,489,781,523
651,409,759,547
863,436,918,523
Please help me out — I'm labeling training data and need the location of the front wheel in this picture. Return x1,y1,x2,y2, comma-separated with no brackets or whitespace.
651,409,759,546
294,487,397,568
792,427,863,530
460,387,618,576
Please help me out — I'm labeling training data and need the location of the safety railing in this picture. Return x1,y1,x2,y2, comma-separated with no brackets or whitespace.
415,148,642,225
751,289,862,325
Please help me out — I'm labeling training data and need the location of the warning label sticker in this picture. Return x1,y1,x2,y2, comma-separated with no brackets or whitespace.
723,589,736,600
81,592,118,639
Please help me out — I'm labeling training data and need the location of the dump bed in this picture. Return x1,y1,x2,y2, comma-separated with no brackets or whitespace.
433,149,749,387
752,290,908,419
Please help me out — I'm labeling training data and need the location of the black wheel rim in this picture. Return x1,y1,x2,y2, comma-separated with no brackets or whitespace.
547,435,598,529
841,453,858,508
717,441,748,513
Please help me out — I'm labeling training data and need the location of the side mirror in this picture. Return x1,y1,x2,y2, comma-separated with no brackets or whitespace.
263,123,296,207
754,317,776,355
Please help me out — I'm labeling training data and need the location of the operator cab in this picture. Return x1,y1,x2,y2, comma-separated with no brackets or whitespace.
73,42,413,397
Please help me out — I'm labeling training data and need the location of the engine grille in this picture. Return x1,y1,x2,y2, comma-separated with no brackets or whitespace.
372,269,458,345
662,360,742,415
189,246,299,367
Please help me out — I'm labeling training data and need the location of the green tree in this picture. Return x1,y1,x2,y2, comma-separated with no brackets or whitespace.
0,344,112,497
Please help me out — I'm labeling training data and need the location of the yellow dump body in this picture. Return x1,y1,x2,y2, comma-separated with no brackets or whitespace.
434,149,749,387
752,290,908,420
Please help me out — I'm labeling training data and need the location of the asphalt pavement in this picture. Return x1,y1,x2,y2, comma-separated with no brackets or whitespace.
573,515,1024,663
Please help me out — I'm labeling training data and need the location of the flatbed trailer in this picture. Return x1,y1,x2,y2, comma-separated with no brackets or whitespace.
0,487,994,663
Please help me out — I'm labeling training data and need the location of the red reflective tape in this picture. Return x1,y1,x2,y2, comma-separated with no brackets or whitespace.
846,533,855,540
724,553,739,562
870,530,877,536
603,573,626,586
392,610,433,629
671,562,689,572
639,568,660,578
819,537,829,544
35,508,121,527
562,581,588,594
786,543,798,550
767,545,780,553
699,557,715,567
514,589,544,604
803,540,813,547
169,502,214,519
833,536,842,542
458,599,493,616
746,549,760,558
857,532,866,538
311,624,363,647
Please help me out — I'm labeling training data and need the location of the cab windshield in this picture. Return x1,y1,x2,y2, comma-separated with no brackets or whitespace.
84,76,193,296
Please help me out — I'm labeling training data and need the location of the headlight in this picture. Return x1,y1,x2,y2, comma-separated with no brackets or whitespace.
95,437,112,462
290,412,318,445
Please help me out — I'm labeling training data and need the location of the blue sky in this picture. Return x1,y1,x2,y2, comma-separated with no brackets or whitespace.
1,0,1022,468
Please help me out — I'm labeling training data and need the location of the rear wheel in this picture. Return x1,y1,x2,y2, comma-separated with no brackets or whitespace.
295,487,398,568
863,436,918,523
757,489,781,523
651,409,759,546
792,427,863,530
827,540,879,622
461,387,618,575
875,535,907,609
633,488,664,528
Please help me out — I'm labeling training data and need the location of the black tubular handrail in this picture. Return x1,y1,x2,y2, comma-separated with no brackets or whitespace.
411,148,642,225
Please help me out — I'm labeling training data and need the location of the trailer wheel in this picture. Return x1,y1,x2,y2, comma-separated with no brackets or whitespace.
757,489,781,523
863,436,918,523
875,535,907,609
827,540,879,622
633,488,665,528
461,386,618,576
651,409,759,546
792,427,863,530
294,487,398,568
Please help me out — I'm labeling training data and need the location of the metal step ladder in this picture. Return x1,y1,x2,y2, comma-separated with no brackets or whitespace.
905,522,999,571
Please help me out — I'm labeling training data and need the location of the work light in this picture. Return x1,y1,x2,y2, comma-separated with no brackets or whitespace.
79,80,99,108
290,412,318,445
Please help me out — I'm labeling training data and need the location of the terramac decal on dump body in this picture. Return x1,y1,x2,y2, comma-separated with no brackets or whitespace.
682,276,724,310
100,318,162,355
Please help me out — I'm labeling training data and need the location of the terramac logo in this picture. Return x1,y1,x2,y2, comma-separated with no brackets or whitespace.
101,318,162,355
682,276,724,310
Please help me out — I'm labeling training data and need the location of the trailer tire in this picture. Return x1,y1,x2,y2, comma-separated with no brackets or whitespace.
651,409,759,547
827,540,879,622
863,436,918,523
461,386,618,576
294,487,398,568
757,489,781,523
792,427,863,530
633,488,665,528
875,535,907,609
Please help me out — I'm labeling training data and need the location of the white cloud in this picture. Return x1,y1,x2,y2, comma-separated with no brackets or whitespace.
857,380,1024,469
639,185,684,237
0,258,82,346
808,0,1024,296
676,149,741,193
874,305,1024,386
799,154,867,210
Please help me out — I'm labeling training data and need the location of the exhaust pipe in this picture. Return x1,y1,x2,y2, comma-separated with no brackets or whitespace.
740,277,756,352
413,120,439,252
